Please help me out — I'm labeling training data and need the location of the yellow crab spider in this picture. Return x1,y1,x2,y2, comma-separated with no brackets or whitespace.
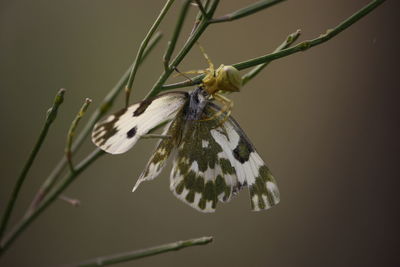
176,44,242,123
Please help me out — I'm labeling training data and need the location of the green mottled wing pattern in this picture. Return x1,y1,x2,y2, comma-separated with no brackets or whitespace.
170,105,280,212
170,112,240,212
211,109,280,211
132,111,185,192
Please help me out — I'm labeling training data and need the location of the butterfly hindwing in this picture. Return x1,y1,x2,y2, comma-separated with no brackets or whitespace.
170,105,279,212
211,107,280,211
170,106,247,212
92,92,187,154
132,110,185,192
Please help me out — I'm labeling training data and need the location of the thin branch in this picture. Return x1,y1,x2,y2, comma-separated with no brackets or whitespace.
163,0,192,71
0,89,65,241
64,236,213,267
193,0,207,18
0,149,105,256
234,0,386,70
242,29,301,85
59,195,81,207
210,0,286,23
160,0,386,91
145,0,221,98
124,0,175,107
25,32,163,216
65,98,92,172
190,0,211,35
1,0,385,257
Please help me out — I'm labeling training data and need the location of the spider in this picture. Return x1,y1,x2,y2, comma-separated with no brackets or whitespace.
175,44,242,124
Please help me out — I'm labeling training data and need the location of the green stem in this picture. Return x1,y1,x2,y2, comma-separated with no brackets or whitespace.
124,0,175,107
210,0,286,23
242,29,301,85
234,0,386,70
65,98,92,172
193,0,207,18
25,32,163,216
2,0,385,257
145,0,221,99
0,89,65,241
163,0,192,71
160,0,386,91
0,149,105,256
66,236,213,267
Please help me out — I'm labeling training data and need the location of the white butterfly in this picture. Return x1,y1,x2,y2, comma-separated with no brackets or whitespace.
92,86,280,212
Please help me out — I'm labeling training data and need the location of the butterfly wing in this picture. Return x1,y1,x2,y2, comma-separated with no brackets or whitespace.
170,104,280,212
132,110,185,192
92,92,187,154
210,108,280,211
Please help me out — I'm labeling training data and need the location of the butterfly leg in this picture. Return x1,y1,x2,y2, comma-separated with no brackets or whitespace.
141,134,172,139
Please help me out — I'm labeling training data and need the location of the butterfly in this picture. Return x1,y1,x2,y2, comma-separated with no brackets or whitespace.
91,84,280,212
92,45,279,212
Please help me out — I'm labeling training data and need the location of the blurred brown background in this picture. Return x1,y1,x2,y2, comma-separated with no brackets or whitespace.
1,0,399,266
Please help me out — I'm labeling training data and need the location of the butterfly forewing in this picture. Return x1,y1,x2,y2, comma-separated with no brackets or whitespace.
92,92,187,154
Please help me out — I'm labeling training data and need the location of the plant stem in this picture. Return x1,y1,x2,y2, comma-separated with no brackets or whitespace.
242,29,301,85
210,0,286,23
124,0,175,107
0,149,105,256
163,0,192,71
65,98,92,172
0,89,65,241
65,236,213,267
160,0,386,91
1,0,385,258
234,0,386,70
59,195,81,207
193,0,207,18
25,32,163,216
145,0,221,99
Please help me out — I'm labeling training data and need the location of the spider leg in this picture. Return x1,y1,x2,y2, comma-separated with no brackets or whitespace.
172,69,205,78
200,93,233,125
197,42,215,74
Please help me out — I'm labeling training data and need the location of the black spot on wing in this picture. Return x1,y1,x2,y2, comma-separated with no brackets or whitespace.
233,135,254,163
133,98,153,117
127,126,137,138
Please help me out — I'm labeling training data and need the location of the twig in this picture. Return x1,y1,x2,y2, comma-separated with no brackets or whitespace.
0,88,65,241
66,98,92,172
193,0,207,18
210,0,286,23
160,0,386,91
190,0,211,35
1,0,385,258
26,32,163,216
163,0,192,71
124,0,175,107
234,0,386,70
59,195,81,207
64,236,213,267
0,149,105,255
242,29,301,85
145,0,220,98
